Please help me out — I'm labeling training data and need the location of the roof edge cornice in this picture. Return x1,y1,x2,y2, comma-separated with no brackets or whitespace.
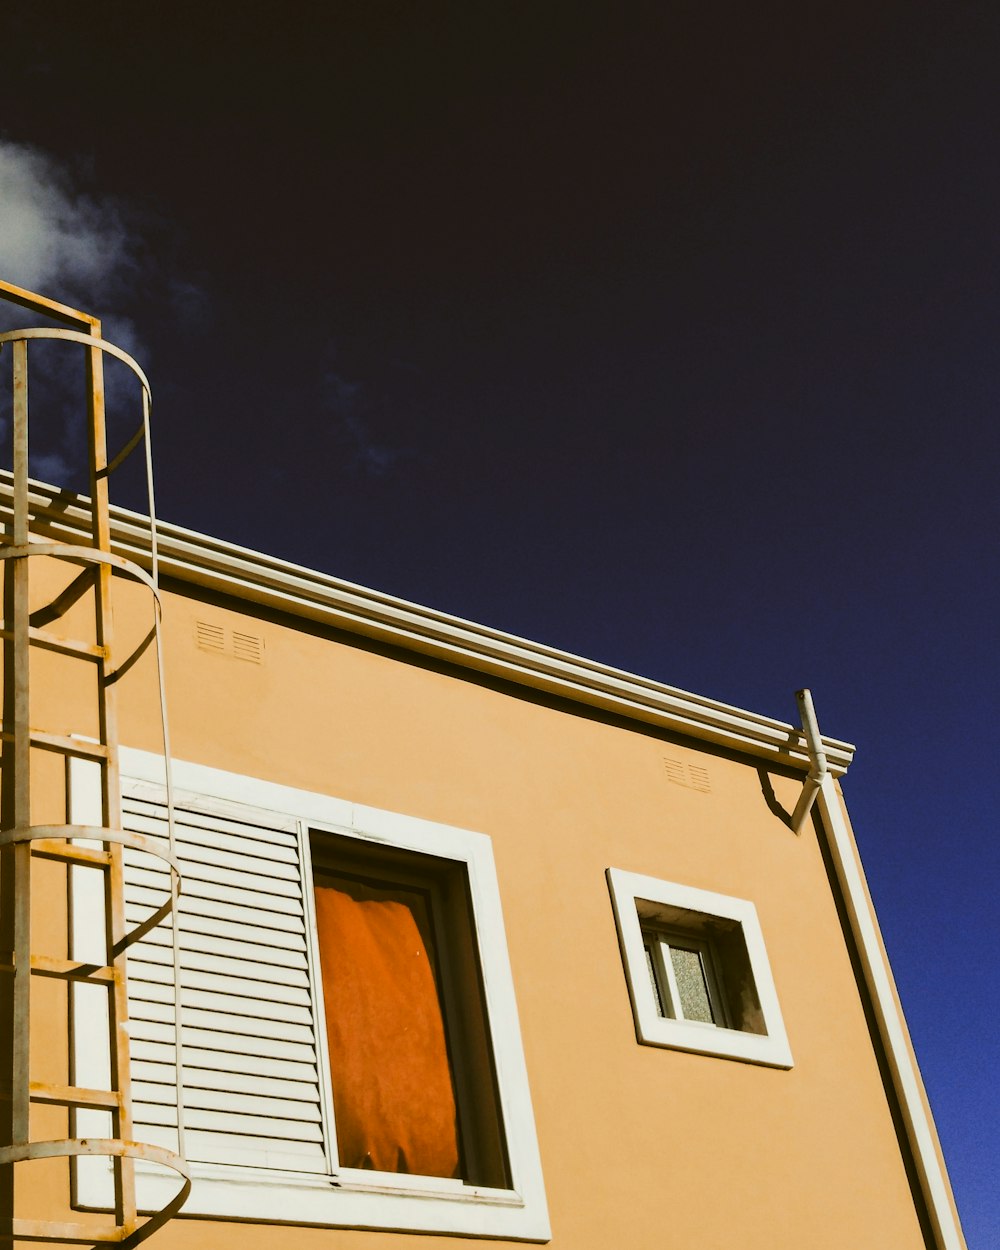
0,476,854,776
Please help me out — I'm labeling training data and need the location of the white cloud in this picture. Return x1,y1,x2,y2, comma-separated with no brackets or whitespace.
0,140,136,303
0,141,165,490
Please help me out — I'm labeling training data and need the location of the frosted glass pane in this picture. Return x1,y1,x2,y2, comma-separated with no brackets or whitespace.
669,945,714,1023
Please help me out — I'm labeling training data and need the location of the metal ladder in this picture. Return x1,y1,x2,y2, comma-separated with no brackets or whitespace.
0,280,188,1246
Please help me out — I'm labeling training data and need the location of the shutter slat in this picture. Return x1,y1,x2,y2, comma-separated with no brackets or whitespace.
132,1060,319,1102
127,943,311,988
123,915,305,950
130,1019,318,1064
127,958,311,1005
131,1042,319,1084
126,888,304,933
123,799,299,849
135,1123,326,1172
124,837,300,881
127,924,309,964
184,1109,324,1142
134,1102,179,1128
121,817,299,864
127,857,301,899
134,1081,321,1122
133,1102,325,1143
127,872,303,916
136,991,314,1043
129,979,313,1024
152,801,298,839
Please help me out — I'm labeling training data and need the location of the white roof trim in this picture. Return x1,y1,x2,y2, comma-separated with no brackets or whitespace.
0,475,854,776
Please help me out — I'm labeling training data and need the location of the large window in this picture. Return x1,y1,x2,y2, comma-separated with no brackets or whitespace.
309,831,509,1188
72,751,549,1241
607,868,793,1068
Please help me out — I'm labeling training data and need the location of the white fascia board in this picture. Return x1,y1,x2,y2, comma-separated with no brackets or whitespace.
1,475,855,776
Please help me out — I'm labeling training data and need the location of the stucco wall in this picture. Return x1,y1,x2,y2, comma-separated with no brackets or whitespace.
19,569,929,1248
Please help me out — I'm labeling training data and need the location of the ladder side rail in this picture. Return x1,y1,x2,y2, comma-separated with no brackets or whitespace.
86,340,138,1235
142,384,187,1166
10,339,32,1149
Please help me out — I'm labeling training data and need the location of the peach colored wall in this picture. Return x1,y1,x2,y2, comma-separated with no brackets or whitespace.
21,572,929,1248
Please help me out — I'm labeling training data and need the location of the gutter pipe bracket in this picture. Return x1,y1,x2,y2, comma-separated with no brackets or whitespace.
790,688,829,834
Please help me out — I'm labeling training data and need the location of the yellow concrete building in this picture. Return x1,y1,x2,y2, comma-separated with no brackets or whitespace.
0,283,966,1249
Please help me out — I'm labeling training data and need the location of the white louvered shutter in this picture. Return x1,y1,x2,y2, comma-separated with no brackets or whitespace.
120,784,329,1174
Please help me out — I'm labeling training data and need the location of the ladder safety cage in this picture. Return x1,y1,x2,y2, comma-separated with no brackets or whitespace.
0,279,188,1247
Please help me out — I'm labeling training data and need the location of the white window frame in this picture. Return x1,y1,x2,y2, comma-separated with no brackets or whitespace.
642,926,730,1028
607,867,793,1068
75,749,550,1241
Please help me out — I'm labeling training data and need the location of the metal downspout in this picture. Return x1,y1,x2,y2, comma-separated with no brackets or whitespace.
795,690,966,1250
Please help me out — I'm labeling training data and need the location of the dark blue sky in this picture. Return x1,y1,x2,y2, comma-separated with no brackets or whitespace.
2,4,998,1242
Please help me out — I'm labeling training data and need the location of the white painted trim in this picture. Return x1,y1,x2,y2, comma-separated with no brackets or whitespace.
1,474,854,777
607,868,794,1068
296,818,341,1176
815,776,967,1250
67,758,117,1201
95,748,551,1242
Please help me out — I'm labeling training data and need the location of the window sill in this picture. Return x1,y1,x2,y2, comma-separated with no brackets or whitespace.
635,1015,793,1066
99,1164,549,1240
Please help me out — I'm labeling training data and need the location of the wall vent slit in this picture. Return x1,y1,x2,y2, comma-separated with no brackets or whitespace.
195,622,264,663
664,758,712,793
233,632,263,663
196,622,225,653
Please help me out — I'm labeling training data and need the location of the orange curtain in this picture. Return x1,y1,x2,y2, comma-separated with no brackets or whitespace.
313,874,461,1178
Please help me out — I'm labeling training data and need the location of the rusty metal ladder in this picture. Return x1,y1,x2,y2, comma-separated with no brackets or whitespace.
0,279,188,1246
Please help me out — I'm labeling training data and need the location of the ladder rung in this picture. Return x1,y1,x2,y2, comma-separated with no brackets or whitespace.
30,955,116,984
0,730,109,761
28,1081,121,1110
30,838,112,867
25,731,108,760
5,1216,126,1243
0,625,105,661
0,957,116,984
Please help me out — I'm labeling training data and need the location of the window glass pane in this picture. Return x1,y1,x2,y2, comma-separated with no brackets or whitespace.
669,944,715,1023
314,873,461,1178
643,941,666,1017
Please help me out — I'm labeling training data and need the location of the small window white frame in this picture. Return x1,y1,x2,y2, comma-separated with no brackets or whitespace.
74,749,550,1241
607,868,793,1068
642,926,729,1027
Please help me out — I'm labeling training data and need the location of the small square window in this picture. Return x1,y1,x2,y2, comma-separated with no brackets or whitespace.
607,868,793,1067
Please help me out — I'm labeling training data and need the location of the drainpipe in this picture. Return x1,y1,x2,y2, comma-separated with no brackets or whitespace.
790,688,827,834
795,690,967,1250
